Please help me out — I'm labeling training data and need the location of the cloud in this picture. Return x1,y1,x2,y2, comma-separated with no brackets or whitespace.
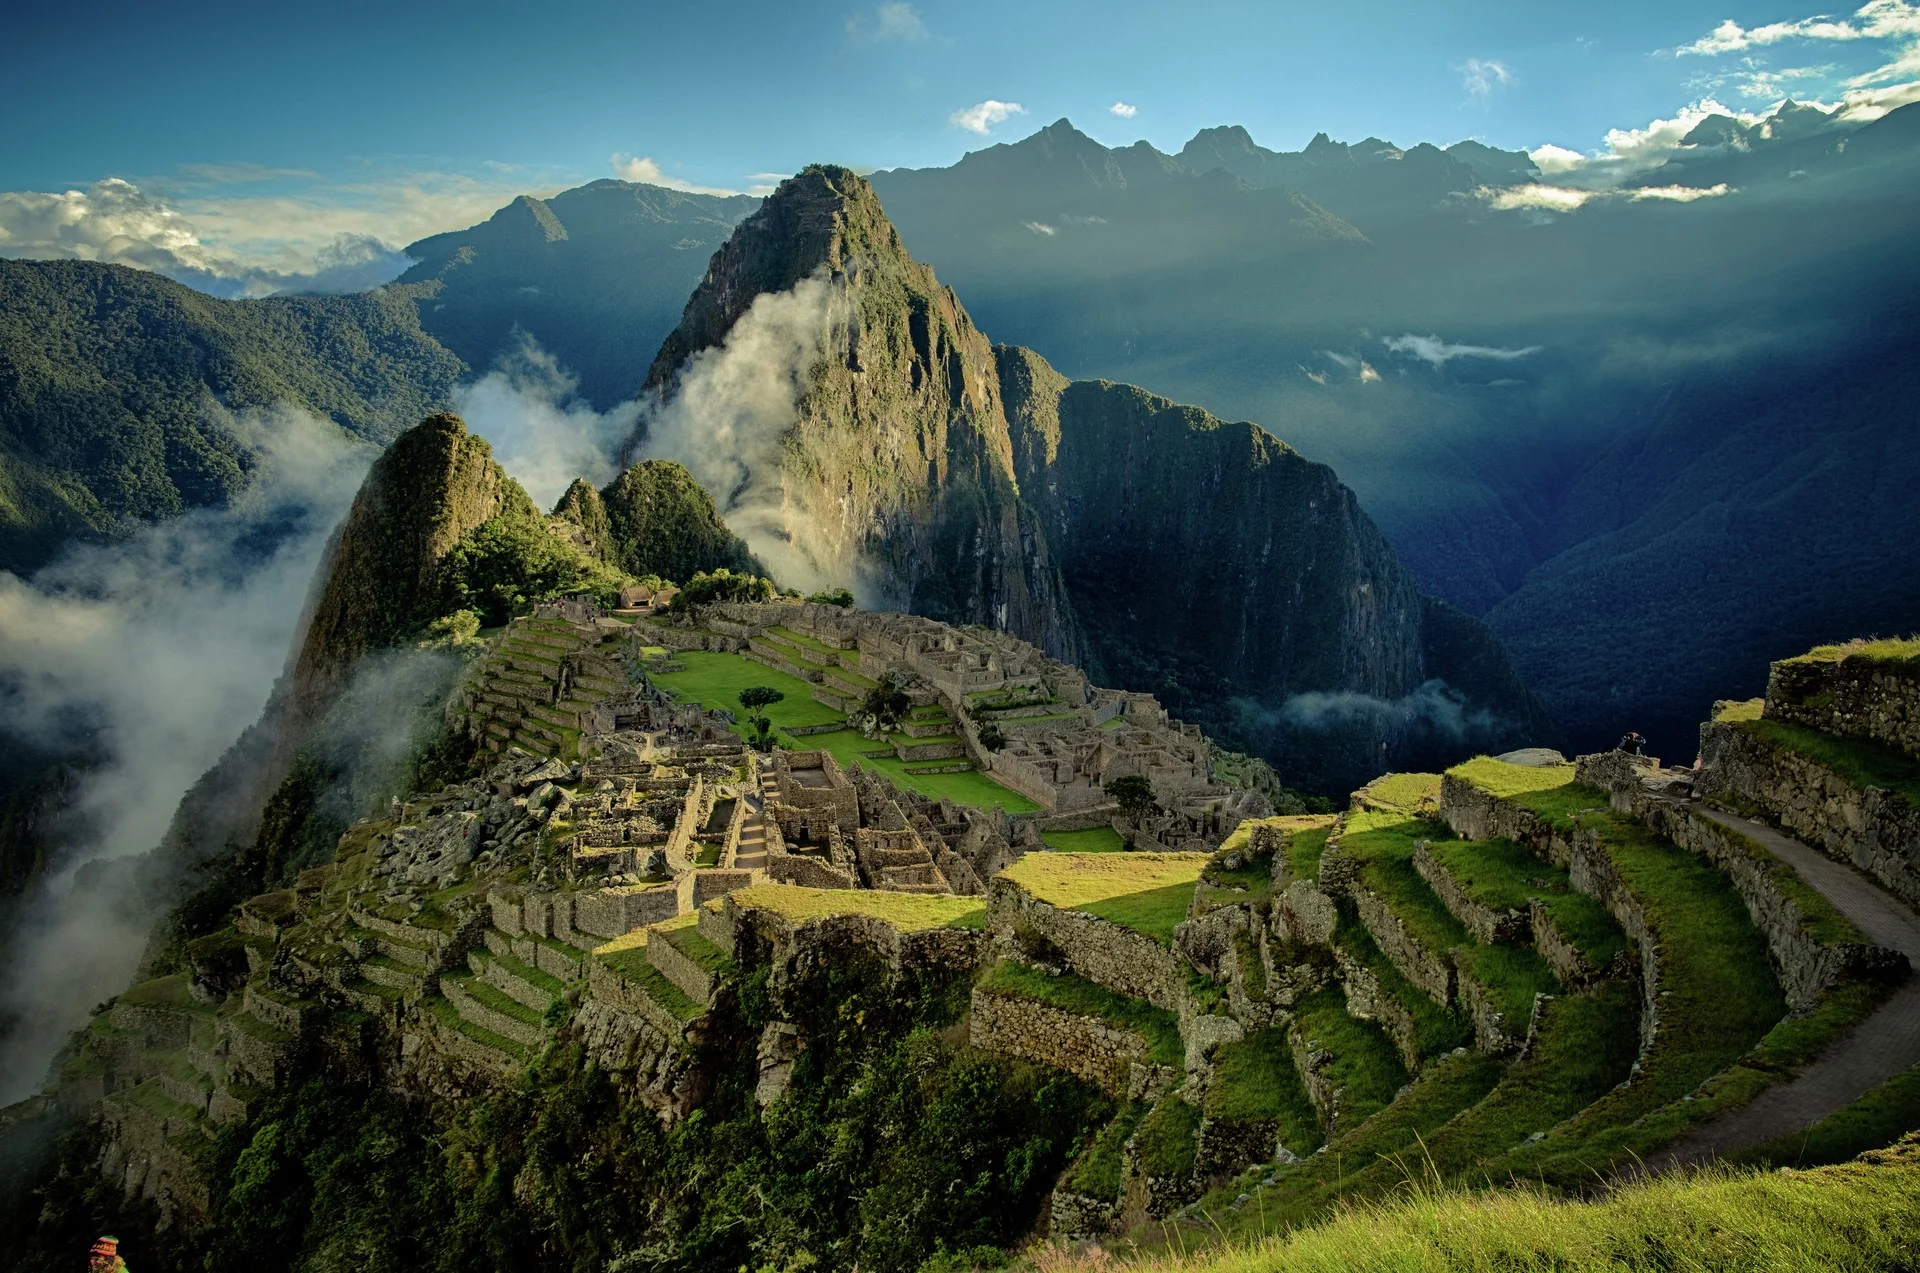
1022,220,1057,236
1384,334,1543,369
1268,680,1498,740
638,273,842,592
455,337,641,510
1677,2,1920,55
0,407,375,1103
950,100,1027,134
0,178,415,298
1459,58,1514,102
1737,62,1837,99
1109,101,1138,118
1524,98,1767,186
1837,75,1920,115
846,2,929,43
1482,181,1732,213
610,154,745,196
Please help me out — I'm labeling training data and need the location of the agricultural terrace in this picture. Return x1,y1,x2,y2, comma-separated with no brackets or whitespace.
722,883,987,931
645,649,1038,812
999,852,1207,944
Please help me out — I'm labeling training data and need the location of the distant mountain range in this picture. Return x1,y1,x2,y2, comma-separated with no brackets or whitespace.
2,103,1916,761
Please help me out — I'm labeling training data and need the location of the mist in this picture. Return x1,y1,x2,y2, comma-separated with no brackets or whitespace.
456,336,642,510
638,272,841,592
0,408,372,1104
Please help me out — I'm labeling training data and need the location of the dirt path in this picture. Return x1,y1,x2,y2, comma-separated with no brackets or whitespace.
1652,804,1920,1169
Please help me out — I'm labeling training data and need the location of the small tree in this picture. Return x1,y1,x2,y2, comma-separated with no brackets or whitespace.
807,587,856,609
1104,773,1159,826
850,673,912,739
976,721,1007,752
738,686,785,751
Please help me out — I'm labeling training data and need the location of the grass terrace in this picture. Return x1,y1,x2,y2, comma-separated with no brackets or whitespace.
1291,986,1409,1128
1042,826,1127,853
1066,1103,1147,1200
1446,757,1601,829
1424,836,1631,970
589,928,701,1023
1337,809,1472,961
1134,1097,1202,1179
1730,711,1920,808
999,851,1206,945
1780,635,1920,670
766,624,842,657
977,961,1182,1067
1332,916,1471,1059
1359,772,1441,813
723,883,986,931
1204,1026,1324,1157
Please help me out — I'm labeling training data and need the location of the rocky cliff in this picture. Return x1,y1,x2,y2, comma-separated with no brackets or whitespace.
552,459,758,583
638,167,1547,790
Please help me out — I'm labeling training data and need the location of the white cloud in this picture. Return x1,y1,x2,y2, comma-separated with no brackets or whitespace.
610,154,745,196
1482,181,1732,213
0,178,415,298
1384,334,1543,369
1524,98,1767,187
1319,350,1382,382
1459,58,1514,102
1838,75,1920,115
950,99,1027,134
1528,144,1590,175
1737,63,1836,98
1109,101,1138,118
1677,2,1920,55
846,2,929,44
456,336,641,510
1023,220,1057,236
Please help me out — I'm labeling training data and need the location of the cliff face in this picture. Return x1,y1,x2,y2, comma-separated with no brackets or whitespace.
638,165,1084,660
288,413,509,724
639,167,1546,789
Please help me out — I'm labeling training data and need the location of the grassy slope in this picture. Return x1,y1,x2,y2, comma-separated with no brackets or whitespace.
999,851,1205,945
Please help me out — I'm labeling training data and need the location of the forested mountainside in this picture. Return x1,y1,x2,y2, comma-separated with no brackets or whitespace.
0,260,463,577
396,181,760,409
636,166,1548,788
865,105,1920,756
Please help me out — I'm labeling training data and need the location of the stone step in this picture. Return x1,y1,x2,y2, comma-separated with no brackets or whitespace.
359,953,427,991
469,949,564,1013
442,973,546,1048
646,925,728,1006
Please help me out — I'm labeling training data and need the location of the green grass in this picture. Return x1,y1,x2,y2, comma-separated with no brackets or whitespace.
1422,837,1551,913
978,961,1182,1066
658,922,732,974
694,841,723,867
1333,914,1472,1060
1135,1097,1203,1178
1781,635,1920,670
1286,826,1333,884
649,649,845,731
1454,943,1559,1027
1339,809,1471,962
722,882,986,931
1118,1134,1920,1272
1734,715,1920,808
804,728,1039,812
1000,851,1204,945
1733,1063,1920,1169
1359,772,1441,812
1291,987,1409,1129
1042,826,1128,853
1204,1027,1324,1157
1535,888,1631,971
1714,696,1765,722
766,624,841,656
424,994,530,1060
591,945,701,1022
445,972,544,1026
1067,1103,1147,1200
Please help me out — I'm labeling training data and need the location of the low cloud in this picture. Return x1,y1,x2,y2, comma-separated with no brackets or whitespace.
1482,180,1733,213
1677,2,1920,56
846,2,929,44
1266,679,1498,741
1023,220,1057,236
1384,334,1543,369
0,407,374,1102
1320,350,1383,382
455,337,641,510
1109,101,1138,118
1459,58,1514,102
638,273,843,593
1525,98,1766,187
0,178,414,298
950,100,1026,135
610,154,745,197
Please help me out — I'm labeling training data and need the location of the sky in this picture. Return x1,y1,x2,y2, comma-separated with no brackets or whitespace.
3,0,1918,293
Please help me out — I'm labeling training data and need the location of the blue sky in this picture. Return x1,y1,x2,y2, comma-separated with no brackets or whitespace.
4,0,1917,292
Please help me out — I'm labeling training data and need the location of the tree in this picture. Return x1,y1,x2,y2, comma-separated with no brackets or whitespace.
851,674,912,739
1104,773,1159,826
807,587,856,609
738,686,785,751
669,568,776,613
976,722,1007,752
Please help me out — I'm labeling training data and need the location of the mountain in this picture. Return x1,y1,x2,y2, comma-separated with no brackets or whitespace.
0,260,463,576
637,166,1548,788
397,180,760,408
553,459,759,583
862,108,1920,756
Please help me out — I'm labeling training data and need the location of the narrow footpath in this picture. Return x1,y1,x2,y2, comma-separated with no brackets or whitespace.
1653,804,1920,1169
732,782,770,872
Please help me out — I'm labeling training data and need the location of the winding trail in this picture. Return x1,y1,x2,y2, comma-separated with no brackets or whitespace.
1652,804,1920,1169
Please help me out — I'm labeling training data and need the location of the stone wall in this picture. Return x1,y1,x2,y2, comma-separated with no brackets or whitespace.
584,956,690,1041
1350,887,1453,1007
987,881,1190,1012
1332,945,1423,1070
1272,879,1338,947
970,986,1155,1095
1584,747,1904,1008
1458,975,1529,1056
1413,841,1530,944
1048,1189,1118,1241
1767,656,1920,760
573,884,679,940
1699,719,1920,908
767,852,859,890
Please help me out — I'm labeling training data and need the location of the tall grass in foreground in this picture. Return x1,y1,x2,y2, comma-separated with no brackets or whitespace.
1022,1141,1920,1272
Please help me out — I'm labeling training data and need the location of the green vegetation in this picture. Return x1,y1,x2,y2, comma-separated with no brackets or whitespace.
1290,987,1408,1128
1454,942,1559,1026
1104,773,1160,823
1333,917,1471,1059
1781,636,1920,670
1286,825,1334,883
1066,1103,1147,1199
439,478,632,626
1134,1098,1202,1178
1041,826,1127,853
1359,772,1441,813
1204,1028,1323,1157
1733,714,1920,807
576,460,758,584
1735,1064,1920,1169
1338,808,1471,959
590,941,701,1022
724,883,986,932
978,961,1182,1066
1000,851,1205,945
